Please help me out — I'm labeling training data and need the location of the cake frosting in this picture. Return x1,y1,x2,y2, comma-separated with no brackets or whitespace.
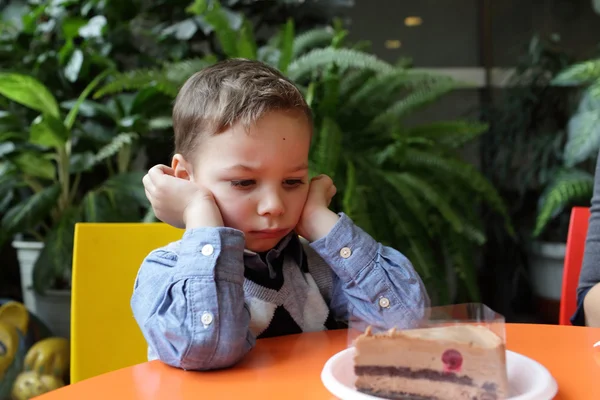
353,325,508,399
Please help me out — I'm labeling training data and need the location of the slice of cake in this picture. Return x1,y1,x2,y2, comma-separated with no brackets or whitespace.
353,325,508,400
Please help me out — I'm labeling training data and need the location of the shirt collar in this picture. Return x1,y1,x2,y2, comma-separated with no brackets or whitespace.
243,231,304,268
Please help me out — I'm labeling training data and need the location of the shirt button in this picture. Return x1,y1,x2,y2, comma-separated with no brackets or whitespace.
201,312,213,326
340,247,352,258
201,244,214,256
378,297,391,308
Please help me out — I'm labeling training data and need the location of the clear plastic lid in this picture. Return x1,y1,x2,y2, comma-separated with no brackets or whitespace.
349,303,509,400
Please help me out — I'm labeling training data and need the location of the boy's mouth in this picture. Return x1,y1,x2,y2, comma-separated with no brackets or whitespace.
250,228,289,239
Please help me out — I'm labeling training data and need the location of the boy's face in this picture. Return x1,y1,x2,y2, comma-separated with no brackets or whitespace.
185,110,311,252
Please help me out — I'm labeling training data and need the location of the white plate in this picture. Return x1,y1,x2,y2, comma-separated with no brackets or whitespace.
321,347,558,400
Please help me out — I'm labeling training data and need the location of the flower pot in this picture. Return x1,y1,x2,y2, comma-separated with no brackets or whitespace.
12,240,71,339
529,241,566,323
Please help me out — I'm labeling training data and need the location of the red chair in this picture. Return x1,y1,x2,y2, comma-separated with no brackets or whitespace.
559,207,591,325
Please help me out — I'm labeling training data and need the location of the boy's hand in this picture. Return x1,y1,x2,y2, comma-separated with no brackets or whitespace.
143,165,223,229
295,174,340,242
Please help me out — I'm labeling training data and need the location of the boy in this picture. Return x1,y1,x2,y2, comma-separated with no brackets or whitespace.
132,58,429,371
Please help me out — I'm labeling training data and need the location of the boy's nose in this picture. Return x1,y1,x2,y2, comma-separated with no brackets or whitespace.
258,192,285,216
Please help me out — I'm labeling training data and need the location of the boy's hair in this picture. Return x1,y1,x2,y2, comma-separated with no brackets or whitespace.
172,58,312,159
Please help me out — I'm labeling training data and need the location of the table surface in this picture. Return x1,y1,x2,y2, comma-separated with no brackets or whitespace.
36,323,600,400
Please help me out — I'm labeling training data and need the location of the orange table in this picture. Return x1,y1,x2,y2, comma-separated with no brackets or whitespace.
36,323,600,399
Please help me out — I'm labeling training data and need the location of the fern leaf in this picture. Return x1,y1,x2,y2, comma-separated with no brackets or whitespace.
94,70,175,98
564,110,600,167
389,213,433,279
381,172,431,237
163,56,217,83
445,233,480,301
348,69,454,109
339,69,375,99
371,82,455,128
534,170,593,236
553,59,600,85
95,133,138,163
402,150,514,237
403,120,488,148
392,172,464,234
292,27,334,58
287,48,392,81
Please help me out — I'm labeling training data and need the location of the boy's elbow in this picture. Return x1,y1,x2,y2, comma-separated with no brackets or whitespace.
147,324,254,371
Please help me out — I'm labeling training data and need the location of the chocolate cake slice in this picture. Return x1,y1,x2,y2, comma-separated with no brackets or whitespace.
353,325,508,399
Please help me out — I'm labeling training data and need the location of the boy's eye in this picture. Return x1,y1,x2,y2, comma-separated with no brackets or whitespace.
230,180,255,188
284,179,304,187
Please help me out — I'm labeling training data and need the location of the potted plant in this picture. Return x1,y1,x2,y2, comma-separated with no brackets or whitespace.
480,34,573,320
95,0,514,304
529,55,600,318
0,71,152,338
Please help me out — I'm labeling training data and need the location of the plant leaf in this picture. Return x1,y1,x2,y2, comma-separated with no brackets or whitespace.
237,19,257,59
287,48,393,81
0,183,60,247
32,206,81,293
564,110,600,167
314,117,342,179
70,151,97,173
292,27,334,58
552,59,600,85
0,73,60,117
13,152,56,181
404,120,488,148
534,169,594,237
95,133,138,163
64,49,84,82
278,19,294,73
100,171,148,208
64,68,112,130
30,114,69,148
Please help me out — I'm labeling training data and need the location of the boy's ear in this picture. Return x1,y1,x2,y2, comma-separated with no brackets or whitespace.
171,154,194,181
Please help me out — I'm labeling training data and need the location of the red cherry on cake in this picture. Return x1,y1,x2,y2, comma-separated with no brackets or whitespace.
441,349,463,372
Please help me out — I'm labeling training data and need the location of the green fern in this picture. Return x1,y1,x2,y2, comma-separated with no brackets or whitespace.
95,133,138,163
163,56,217,83
370,82,456,129
292,27,334,58
534,170,594,236
552,58,600,85
391,171,464,234
95,56,217,99
445,232,480,302
403,120,489,149
94,70,172,98
381,171,432,237
348,69,453,109
287,48,393,81
402,149,514,236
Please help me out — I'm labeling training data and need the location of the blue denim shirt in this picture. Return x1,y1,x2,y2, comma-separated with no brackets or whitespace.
130,213,429,370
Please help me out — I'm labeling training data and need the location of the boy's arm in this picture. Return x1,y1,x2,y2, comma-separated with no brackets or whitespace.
130,227,254,370
308,212,430,329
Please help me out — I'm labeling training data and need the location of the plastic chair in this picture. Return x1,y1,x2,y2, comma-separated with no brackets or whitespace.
559,207,591,325
70,222,183,383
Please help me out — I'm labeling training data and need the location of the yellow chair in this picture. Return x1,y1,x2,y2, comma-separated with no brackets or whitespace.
70,222,184,383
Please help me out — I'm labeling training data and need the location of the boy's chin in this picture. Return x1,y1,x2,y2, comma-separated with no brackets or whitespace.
245,236,289,253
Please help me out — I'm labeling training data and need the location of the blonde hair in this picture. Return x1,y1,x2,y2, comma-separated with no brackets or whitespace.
172,58,312,159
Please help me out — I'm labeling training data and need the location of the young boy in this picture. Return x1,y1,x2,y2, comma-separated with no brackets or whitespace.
131,58,429,371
